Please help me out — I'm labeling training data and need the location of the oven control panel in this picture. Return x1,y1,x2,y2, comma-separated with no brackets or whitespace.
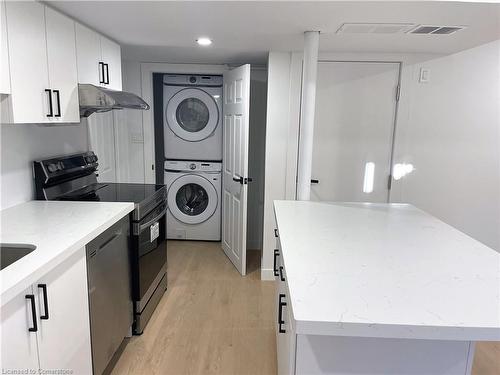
34,152,100,200
38,151,99,177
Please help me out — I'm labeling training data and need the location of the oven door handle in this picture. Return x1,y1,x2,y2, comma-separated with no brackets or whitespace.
134,206,168,235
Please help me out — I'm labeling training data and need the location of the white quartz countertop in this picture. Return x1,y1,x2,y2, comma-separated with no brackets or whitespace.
274,201,500,341
1,201,134,305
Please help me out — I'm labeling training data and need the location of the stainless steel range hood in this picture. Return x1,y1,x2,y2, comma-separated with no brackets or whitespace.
78,84,150,118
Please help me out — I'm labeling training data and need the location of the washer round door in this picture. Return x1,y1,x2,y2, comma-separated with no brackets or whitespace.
165,88,219,142
168,174,218,224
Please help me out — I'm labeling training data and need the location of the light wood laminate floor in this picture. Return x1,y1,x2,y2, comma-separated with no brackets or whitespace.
112,240,499,375
112,241,276,375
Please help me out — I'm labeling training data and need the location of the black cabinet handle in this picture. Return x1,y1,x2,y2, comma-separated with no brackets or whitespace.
274,229,278,238
104,63,109,84
273,249,279,277
99,62,105,84
233,176,243,184
311,179,320,184
278,293,287,333
45,89,53,117
38,284,49,320
25,294,37,332
279,266,285,282
53,90,61,118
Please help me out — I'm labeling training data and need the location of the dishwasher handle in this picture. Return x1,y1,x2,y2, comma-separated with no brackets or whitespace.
88,230,122,259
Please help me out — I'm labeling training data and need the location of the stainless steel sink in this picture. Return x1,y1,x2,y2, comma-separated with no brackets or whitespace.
0,244,36,270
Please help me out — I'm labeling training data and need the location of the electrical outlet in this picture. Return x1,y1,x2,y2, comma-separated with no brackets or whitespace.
419,68,430,83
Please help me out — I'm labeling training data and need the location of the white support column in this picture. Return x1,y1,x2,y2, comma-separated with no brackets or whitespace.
297,31,320,200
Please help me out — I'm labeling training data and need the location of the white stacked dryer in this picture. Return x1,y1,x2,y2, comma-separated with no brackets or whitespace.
164,160,221,241
163,74,223,161
163,74,223,241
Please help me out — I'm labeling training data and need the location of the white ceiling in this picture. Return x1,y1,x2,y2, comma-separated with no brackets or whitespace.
46,1,500,64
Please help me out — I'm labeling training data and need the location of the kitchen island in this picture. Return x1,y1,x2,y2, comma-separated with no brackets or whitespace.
273,201,500,374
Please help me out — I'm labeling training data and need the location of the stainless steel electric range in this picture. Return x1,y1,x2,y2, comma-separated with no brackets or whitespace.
33,151,167,336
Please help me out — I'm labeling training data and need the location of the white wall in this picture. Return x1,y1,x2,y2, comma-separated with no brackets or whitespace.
114,60,146,183
392,40,500,252
263,42,499,280
261,52,302,279
0,123,89,209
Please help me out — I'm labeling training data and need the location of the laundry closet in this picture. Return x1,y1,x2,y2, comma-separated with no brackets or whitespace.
97,64,268,276
160,73,223,241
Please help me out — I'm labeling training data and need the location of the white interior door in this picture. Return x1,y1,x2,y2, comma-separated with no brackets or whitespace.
311,61,400,203
222,64,251,276
87,112,117,182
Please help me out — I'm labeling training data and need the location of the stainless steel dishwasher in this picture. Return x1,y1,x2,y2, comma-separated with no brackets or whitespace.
86,216,132,375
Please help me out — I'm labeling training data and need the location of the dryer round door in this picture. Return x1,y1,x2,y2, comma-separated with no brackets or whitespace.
165,88,219,142
168,174,218,224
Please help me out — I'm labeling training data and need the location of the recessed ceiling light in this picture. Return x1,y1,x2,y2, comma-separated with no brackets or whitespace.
196,37,212,46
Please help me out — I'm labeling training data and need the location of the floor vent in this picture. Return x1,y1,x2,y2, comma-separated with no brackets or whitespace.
409,25,466,35
336,23,415,35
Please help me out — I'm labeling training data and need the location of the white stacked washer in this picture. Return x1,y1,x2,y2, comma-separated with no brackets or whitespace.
163,74,223,161
165,160,221,240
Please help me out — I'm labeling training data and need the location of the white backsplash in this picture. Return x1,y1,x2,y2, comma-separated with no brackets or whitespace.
0,122,89,209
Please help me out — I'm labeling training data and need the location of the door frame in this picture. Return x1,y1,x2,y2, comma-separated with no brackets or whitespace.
294,59,403,203
140,63,228,184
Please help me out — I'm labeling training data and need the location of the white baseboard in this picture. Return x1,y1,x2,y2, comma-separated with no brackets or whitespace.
261,268,275,281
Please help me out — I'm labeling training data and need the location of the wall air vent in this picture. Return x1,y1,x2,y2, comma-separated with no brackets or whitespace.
336,23,415,35
408,25,466,35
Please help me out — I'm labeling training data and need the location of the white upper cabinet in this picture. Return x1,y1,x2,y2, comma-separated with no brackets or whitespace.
76,24,122,91
3,2,79,124
2,2,121,124
0,1,11,95
100,36,122,90
75,23,101,86
4,1,51,123
45,7,79,123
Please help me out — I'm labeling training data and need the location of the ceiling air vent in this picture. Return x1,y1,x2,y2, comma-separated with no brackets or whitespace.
409,25,466,35
336,23,415,35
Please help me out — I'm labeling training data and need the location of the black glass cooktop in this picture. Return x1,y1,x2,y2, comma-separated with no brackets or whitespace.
58,183,166,204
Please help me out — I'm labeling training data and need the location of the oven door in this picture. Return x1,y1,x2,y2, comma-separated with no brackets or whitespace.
131,202,167,305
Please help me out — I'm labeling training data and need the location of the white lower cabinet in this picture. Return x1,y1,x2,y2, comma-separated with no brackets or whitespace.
1,285,40,370
274,230,474,375
276,285,295,375
274,239,296,375
36,248,93,374
0,248,92,374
